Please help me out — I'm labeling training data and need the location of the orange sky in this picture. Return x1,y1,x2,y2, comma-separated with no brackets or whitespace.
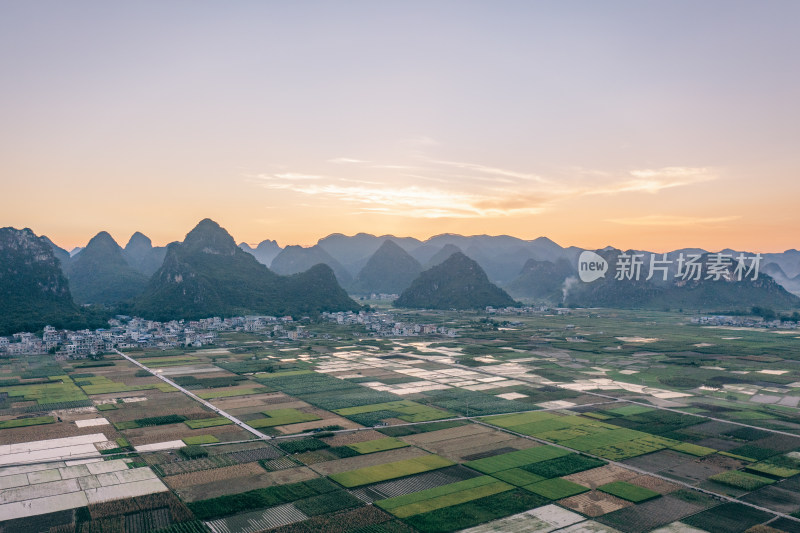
3,3,799,253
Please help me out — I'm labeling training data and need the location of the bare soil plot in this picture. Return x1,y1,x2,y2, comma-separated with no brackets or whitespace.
662,455,742,484
701,454,746,470
228,400,310,416
122,422,248,446
267,505,395,533
455,443,532,462
169,465,318,502
163,462,267,489
460,504,585,533
564,465,638,489
461,446,518,461
740,484,800,514
559,490,633,517
157,366,231,377
626,474,681,494
121,423,196,446
751,434,800,452
156,444,283,475
401,424,538,461
206,392,287,410
48,406,99,422
208,440,274,454
350,465,481,503
695,437,744,451
622,450,697,473
596,494,706,533
398,423,490,445
321,429,385,446
273,415,361,434
776,474,800,491
295,450,338,465
682,420,740,437
0,420,119,445
310,446,430,476
101,390,207,421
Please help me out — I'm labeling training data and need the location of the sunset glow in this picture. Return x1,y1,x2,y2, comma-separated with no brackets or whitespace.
2,2,798,253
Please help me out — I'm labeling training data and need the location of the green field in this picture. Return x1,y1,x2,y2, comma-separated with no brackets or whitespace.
0,416,55,429
709,470,774,490
185,416,233,429
182,434,219,445
671,442,717,457
522,453,606,478
115,414,187,430
334,399,451,423
598,481,661,502
376,476,513,518
4,308,800,532
490,468,546,486
329,455,455,487
1,379,87,404
523,477,589,499
464,446,571,474
745,457,800,478
77,375,175,395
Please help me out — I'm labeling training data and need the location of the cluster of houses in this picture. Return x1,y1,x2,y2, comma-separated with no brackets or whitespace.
322,310,458,337
0,315,301,358
691,315,799,329
485,305,560,315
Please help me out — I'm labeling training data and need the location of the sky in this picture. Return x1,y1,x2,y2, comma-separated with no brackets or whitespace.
2,1,799,252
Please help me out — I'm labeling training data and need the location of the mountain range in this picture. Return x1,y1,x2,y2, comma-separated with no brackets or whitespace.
64,231,149,305
5,224,800,335
131,219,359,321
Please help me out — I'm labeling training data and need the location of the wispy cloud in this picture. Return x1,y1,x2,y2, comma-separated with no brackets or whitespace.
250,155,718,219
584,167,716,195
251,178,546,218
428,158,551,184
608,214,739,226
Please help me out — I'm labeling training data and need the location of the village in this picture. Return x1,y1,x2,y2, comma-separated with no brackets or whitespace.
0,310,464,358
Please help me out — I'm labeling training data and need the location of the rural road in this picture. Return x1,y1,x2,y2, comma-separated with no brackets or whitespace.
114,348,273,440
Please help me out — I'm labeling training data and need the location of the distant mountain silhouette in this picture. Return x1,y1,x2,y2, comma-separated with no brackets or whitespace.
270,244,353,286
351,240,423,295
318,233,423,276
66,232,149,305
563,249,800,309
424,244,462,269
123,231,168,276
133,219,359,321
505,258,575,302
239,240,282,267
762,262,800,296
395,252,517,309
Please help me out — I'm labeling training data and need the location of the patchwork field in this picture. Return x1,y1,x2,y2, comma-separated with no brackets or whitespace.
4,309,800,531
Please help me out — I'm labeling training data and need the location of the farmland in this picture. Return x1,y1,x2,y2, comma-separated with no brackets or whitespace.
3,307,800,531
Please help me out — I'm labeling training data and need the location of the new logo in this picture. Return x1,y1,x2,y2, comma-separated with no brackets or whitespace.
578,251,608,282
